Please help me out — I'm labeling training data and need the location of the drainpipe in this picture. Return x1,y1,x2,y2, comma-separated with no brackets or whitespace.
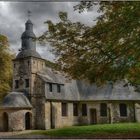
108,103,112,124
133,101,136,122
50,101,54,129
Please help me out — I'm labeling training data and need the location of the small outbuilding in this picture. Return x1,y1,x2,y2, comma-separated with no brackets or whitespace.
0,92,32,131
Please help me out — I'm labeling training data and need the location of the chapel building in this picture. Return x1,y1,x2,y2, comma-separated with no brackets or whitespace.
0,19,140,131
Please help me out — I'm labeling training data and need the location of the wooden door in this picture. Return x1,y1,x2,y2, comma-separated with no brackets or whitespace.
90,109,97,124
25,112,31,129
3,112,8,131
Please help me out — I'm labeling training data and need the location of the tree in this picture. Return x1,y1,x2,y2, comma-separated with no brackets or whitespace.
0,35,13,99
39,2,140,85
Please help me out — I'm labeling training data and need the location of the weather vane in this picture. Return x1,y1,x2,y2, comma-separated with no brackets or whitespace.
27,10,32,19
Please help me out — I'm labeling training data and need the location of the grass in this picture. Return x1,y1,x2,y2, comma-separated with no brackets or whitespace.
27,123,140,138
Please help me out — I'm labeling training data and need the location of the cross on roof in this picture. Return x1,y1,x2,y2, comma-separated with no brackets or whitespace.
27,10,32,19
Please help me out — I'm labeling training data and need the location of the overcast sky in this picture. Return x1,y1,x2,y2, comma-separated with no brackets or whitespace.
0,2,100,61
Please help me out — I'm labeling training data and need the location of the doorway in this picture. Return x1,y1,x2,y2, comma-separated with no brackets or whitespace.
25,112,32,129
3,112,8,131
90,109,97,124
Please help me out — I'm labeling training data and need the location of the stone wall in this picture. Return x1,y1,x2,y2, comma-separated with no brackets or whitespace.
48,102,79,128
44,100,137,129
13,58,30,92
0,100,136,131
111,101,135,123
13,57,46,130
13,57,45,96
135,103,140,122
86,101,135,124
30,57,45,96
78,101,110,125
84,101,135,124
32,76,46,129
44,102,51,129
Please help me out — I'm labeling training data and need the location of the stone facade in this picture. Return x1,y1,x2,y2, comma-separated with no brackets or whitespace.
13,57,45,95
42,101,137,129
0,108,32,131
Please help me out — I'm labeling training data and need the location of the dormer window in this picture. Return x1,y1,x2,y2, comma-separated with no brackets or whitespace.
49,83,53,92
25,79,29,88
27,60,30,66
57,84,61,93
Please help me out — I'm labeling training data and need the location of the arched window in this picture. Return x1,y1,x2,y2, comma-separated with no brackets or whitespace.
73,103,78,116
3,112,8,131
119,103,127,117
25,112,32,130
57,84,61,93
62,103,68,116
82,104,87,116
49,83,53,92
100,103,107,117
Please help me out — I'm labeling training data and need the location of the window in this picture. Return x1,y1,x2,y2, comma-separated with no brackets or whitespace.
15,80,19,89
73,103,78,116
49,83,53,92
14,63,16,68
62,103,68,116
25,79,29,88
27,61,30,66
119,103,127,117
82,104,87,116
57,84,61,93
100,103,107,117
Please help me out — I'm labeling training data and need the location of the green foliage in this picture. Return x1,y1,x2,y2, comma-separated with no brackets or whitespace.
40,2,140,85
29,123,140,138
45,59,60,70
0,35,13,99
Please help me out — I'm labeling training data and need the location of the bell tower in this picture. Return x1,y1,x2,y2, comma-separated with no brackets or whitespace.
12,18,45,98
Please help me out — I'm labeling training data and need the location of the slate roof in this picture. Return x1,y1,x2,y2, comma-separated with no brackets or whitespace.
37,67,65,84
16,19,41,59
38,67,140,101
2,92,32,108
16,49,41,59
77,80,140,101
21,19,35,39
21,30,36,39
26,19,32,24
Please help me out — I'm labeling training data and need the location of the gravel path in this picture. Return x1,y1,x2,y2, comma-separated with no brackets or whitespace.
1,130,140,139
0,130,38,138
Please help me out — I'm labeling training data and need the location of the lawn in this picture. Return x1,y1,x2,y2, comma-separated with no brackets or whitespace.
26,123,140,138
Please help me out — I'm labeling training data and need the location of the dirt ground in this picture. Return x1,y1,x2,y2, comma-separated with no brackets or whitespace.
0,130,140,139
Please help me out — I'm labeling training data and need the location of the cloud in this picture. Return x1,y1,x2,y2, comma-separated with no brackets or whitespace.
0,2,100,61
